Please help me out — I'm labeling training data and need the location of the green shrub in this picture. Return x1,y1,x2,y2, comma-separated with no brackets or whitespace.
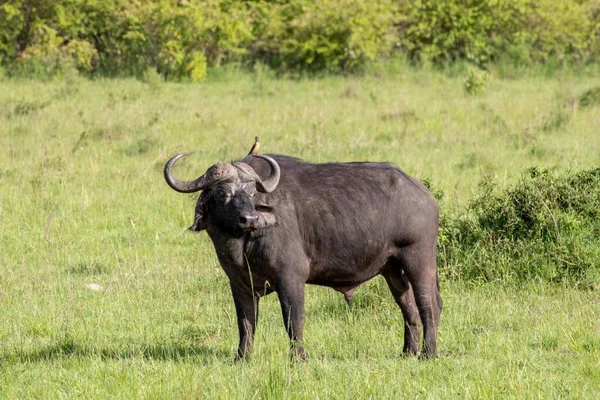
396,0,596,68
2,0,600,77
249,0,396,73
0,1,24,61
463,66,488,95
396,0,528,66
187,51,207,82
142,67,163,92
63,39,99,72
579,86,600,108
440,167,600,287
0,0,397,76
516,0,592,64
11,26,72,78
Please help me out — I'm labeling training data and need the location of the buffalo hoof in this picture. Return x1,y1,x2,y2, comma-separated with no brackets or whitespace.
418,351,438,360
290,346,308,362
401,348,419,358
234,351,251,363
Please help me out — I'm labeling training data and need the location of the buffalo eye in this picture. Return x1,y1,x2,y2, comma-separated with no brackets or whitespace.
214,189,232,204
244,184,257,199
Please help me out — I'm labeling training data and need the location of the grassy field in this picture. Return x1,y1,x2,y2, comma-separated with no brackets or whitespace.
1,65,599,398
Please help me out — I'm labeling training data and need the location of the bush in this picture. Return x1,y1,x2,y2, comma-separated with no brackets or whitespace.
0,1,24,62
579,86,600,108
2,0,600,77
396,0,596,68
187,51,207,82
463,66,488,95
396,0,527,66
248,0,396,73
517,0,592,64
440,167,600,287
11,35,98,78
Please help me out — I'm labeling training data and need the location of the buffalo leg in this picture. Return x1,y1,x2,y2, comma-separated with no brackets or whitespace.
382,267,421,356
230,283,259,361
276,280,307,361
399,243,442,358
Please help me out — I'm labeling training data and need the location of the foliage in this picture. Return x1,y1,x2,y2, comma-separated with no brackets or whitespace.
396,0,528,66
3,0,600,77
579,86,600,108
14,31,98,78
186,51,207,81
248,0,396,73
513,0,592,65
397,0,596,67
0,1,24,61
440,168,600,287
463,65,488,95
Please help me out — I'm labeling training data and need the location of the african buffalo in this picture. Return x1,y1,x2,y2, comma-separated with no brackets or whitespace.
164,148,442,360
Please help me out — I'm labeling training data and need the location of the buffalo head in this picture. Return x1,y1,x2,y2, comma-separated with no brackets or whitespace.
164,153,280,236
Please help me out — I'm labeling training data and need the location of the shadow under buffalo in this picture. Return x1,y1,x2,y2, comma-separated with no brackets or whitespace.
7,340,229,364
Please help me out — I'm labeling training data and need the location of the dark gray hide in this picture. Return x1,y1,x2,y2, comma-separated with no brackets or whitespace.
164,153,442,360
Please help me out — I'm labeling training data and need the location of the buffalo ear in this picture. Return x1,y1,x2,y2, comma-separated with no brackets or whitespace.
188,213,208,232
189,193,210,232
256,203,277,228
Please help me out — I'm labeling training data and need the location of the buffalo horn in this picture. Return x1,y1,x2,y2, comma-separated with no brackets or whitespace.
164,153,214,193
251,155,280,193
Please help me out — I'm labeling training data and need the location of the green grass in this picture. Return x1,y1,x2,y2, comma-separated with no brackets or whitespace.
1,66,599,398
1,283,599,398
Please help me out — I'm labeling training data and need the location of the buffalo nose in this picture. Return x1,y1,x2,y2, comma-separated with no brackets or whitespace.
239,213,259,224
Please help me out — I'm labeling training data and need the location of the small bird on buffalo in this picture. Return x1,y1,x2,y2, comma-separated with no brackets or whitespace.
248,136,260,155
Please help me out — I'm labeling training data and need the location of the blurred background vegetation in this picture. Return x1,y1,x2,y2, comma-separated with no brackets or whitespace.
3,0,600,80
